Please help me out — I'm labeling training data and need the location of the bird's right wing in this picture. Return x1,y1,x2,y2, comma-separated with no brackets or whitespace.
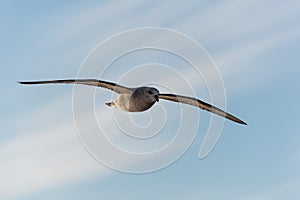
19,79,131,94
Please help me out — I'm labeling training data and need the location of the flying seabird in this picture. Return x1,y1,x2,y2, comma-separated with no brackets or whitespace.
19,79,247,125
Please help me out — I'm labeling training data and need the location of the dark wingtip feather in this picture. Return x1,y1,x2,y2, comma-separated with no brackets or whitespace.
19,81,30,84
232,117,247,125
239,120,247,125
18,81,41,85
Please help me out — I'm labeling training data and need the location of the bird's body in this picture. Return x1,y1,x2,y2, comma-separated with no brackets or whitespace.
19,79,247,125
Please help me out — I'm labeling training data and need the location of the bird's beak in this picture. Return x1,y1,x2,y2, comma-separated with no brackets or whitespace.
155,95,159,102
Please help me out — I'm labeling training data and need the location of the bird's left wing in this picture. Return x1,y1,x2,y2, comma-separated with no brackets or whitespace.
19,79,131,94
158,93,247,125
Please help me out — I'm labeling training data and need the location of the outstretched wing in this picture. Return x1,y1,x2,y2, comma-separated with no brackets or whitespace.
158,93,247,125
19,79,131,94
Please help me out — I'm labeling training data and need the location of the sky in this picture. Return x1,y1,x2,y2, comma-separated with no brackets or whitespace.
1,0,300,199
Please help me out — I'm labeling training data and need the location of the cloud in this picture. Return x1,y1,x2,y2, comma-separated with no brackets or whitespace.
0,95,111,199
211,25,300,94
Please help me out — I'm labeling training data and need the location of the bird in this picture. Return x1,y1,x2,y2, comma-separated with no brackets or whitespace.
19,79,247,125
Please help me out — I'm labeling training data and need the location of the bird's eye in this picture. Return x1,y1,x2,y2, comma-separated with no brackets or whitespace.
148,90,153,95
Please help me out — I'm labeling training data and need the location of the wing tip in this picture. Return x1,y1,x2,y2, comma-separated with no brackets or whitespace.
226,113,247,125
240,121,248,125
18,81,44,85
234,118,247,125
18,81,30,84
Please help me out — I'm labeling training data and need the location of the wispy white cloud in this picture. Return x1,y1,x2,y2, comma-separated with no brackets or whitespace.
40,0,300,95
0,94,111,199
215,25,300,89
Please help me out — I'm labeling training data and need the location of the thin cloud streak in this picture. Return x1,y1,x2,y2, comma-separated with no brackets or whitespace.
214,25,300,92
0,95,111,199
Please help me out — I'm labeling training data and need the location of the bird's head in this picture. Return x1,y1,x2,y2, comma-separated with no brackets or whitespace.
144,87,159,103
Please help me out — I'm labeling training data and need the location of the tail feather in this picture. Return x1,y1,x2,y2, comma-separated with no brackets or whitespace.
105,102,115,107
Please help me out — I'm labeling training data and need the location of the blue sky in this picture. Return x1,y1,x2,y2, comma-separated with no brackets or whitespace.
1,0,300,199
